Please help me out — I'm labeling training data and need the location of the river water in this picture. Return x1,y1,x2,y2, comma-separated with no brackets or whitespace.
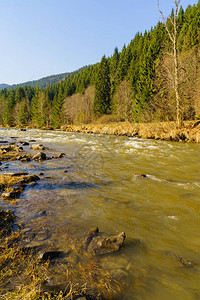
0,128,200,299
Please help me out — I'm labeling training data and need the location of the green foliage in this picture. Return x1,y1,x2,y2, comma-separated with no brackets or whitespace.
94,55,111,117
0,2,199,126
3,90,15,126
18,99,30,126
52,86,65,128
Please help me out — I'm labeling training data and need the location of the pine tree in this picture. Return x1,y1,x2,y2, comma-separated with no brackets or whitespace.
18,99,30,126
110,47,120,76
52,86,65,128
94,55,111,117
3,89,15,125
114,45,128,88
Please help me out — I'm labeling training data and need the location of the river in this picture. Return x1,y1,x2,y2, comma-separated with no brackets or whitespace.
0,128,200,299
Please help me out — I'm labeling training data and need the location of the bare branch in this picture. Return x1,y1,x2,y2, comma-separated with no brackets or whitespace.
158,0,174,42
175,0,181,16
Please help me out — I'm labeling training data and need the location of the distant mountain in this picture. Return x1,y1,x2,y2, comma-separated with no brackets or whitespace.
0,83,10,90
11,72,72,89
0,67,86,90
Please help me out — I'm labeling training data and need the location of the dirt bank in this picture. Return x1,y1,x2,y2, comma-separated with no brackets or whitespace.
61,121,200,143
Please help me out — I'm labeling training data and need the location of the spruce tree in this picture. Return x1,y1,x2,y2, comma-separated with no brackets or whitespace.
94,55,111,117
52,86,65,128
3,89,15,125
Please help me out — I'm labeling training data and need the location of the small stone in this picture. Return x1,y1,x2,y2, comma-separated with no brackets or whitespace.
16,155,22,160
21,157,31,162
20,174,40,184
57,153,65,158
2,186,24,200
1,145,12,152
39,250,65,261
134,173,149,179
15,155,31,162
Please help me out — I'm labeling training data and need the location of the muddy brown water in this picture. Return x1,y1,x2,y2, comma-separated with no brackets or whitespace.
0,128,200,299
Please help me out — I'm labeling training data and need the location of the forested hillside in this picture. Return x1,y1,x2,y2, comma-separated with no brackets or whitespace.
0,3,199,129
0,68,86,91
0,84,10,90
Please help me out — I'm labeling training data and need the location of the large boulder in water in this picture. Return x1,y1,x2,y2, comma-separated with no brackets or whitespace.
83,228,126,256
32,152,46,161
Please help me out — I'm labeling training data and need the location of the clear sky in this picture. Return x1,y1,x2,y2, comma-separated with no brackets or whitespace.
0,0,198,85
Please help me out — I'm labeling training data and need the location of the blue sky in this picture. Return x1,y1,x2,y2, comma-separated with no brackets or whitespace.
0,0,198,85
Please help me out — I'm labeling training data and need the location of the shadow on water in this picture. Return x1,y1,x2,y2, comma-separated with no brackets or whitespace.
26,180,113,191
35,166,73,172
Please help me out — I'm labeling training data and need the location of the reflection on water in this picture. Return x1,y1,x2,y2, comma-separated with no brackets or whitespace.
1,128,200,299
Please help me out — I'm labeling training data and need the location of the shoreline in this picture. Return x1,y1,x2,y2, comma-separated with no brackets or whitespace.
1,120,200,143
61,121,200,143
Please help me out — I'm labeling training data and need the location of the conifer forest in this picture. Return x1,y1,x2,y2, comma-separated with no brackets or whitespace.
0,3,199,129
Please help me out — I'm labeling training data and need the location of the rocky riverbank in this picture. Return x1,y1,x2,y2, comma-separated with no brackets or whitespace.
61,120,200,143
0,137,127,300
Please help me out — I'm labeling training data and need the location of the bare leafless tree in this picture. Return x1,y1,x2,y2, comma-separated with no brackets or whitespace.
158,0,181,127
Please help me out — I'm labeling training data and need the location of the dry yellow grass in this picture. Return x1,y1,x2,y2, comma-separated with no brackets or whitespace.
0,234,123,300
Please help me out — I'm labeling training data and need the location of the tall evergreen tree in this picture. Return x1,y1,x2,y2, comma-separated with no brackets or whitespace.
18,99,30,126
3,89,15,125
94,55,111,117
52,85,65,128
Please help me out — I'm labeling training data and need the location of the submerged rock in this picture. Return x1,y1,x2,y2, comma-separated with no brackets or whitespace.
83,228,126,256
83,227,99,250
165,251,193,267
20,174,40,184
134,173,149,179
21,157,31,162
39,250,66,261
32,152,47,161
2,186,24,200
16,154,31,162
87,232,126,256
0,209,15,237
31,144,45,150
41,280,70,296
57,153,65,158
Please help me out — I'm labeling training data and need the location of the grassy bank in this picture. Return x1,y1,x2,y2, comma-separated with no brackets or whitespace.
2,120,200,142
60,121,200,143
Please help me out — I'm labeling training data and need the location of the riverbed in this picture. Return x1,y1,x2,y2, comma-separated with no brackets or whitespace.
0,128,200,299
